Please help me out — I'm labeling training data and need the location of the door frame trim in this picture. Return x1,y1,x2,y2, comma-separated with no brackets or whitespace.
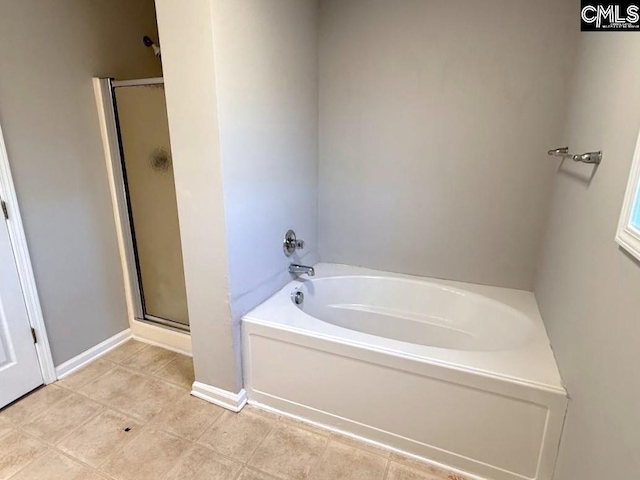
0,124,56,384
93,77,192,354
93,77,145,323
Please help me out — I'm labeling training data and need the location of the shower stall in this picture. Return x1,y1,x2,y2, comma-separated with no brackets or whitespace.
94,77,189,332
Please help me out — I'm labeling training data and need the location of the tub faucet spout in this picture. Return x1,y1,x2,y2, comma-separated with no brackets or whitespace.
289,264,315,277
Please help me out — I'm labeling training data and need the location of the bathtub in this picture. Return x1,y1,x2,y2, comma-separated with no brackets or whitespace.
242,264,566,480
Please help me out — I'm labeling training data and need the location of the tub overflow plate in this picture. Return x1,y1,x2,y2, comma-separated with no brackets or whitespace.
291,290,304,305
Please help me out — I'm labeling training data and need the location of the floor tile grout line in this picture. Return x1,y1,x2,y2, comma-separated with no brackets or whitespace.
56,358,119,390
20,388,98,431
44,438,115,477
185,407,226,444
389,454,465,480
382,457,392,480
151,351,186,374
55,407,144,463
119,345,181,374
302,433,331,480
192,440,253,469
1,430,50,480
156,373,193,389
248,406,456,478
12,437,113,480
101,421,251,480
0,384,71,427
155,434,200,480
92,423,145,473
88,361,191,389
65,363,191,424
68,429,141,475
154,430,265,480
113,340,150,360
198,411,380,479
148,419,215,445
242,414,282,468
67,394,147,425
12,411,113,469
96,344,150,369
23,403,107,451
238,465,280,480
242,414,335,480
231,466,244,480
147,356,181,375
57,341,192,398
91,422,163,474
151,370,194,389
193,411,286,472
336,434,393,459
54,382,157,425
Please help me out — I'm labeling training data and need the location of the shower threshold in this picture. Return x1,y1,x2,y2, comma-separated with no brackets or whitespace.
140,314,190,333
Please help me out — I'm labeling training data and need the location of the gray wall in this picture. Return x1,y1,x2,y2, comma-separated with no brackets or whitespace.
318,0,578,290
212,0,319,318
0,0,162,366
535,34,640,480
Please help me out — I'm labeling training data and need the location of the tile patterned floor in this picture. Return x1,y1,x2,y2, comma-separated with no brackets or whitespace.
0,340,470,480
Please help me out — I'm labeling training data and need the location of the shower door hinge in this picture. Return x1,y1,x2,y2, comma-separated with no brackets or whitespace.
1,200,8,220
31,327,37,344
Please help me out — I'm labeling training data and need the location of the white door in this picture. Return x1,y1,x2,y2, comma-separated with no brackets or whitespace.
0,206,42,409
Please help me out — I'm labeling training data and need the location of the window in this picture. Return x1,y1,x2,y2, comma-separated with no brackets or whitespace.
632,186,640,229
616,130,640,261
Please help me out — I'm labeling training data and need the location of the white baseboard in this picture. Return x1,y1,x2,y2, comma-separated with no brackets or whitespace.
55,329,132,380
191,381,247,412
131,319,192,356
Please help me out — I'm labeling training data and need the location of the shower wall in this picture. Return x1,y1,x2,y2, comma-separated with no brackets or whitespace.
212,0,319,317
318,0,578,290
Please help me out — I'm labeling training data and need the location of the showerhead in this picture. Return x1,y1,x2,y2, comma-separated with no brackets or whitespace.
143,35,161,59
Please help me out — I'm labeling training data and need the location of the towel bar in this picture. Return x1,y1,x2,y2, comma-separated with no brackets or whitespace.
548,147,602,165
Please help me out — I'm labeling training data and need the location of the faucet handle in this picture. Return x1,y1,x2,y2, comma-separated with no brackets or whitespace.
283,229,305,256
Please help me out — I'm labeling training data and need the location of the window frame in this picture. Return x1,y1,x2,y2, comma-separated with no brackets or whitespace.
616,127,640,262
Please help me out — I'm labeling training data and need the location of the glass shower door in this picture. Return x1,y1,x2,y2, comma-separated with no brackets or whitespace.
113,81,189,329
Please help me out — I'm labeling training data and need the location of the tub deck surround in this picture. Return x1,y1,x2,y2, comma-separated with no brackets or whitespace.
245,264,564,391
242,263,567,480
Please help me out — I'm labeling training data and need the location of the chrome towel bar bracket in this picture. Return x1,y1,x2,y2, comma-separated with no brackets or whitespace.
548,147,602,165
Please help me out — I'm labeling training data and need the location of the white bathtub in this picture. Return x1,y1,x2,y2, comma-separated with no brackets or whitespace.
242,264,566,480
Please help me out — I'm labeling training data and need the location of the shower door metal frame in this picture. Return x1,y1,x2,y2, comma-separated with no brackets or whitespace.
93,77,189,334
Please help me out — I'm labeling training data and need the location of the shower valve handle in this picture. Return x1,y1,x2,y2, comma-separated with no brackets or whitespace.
283,230,305,256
